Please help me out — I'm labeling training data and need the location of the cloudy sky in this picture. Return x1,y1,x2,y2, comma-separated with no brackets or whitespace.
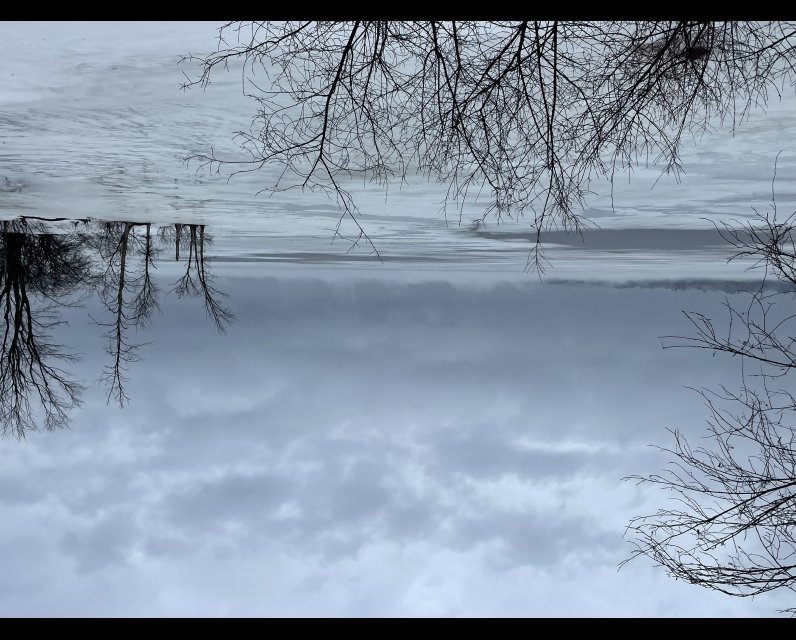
0,22,794,617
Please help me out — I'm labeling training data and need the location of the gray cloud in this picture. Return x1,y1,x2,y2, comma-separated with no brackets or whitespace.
0,274,789,615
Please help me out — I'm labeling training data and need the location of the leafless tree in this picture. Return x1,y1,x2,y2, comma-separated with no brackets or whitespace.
132,223,160,325
91,221,161,407
170,224,234,332
623,180,796,613
182,21,796,269
158,222,188,261
1,217,235,436
0,219,92,437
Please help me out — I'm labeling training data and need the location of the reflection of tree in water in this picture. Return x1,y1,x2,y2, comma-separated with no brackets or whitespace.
0,219,91,436
0,217,233,437
169,224,233,333
91,221,161,407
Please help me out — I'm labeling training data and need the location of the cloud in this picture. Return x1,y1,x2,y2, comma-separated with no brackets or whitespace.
0,275,790,616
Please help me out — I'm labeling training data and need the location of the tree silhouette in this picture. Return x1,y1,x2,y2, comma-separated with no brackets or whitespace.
0,219,91,437
183,21,796,268
0,217,235,437
623,182,796,613
91,221,234,406
90,221,161,407
158,222,186,261
171,224,234,332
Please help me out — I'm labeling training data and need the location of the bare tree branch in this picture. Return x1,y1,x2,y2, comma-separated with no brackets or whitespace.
0,219,89,437
624,176,796,615
182,21,796,269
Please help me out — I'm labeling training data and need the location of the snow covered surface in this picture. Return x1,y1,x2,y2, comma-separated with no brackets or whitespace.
3,21,796,282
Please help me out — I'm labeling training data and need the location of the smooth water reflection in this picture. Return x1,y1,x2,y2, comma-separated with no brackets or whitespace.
3,266,789,615
0,217,232,437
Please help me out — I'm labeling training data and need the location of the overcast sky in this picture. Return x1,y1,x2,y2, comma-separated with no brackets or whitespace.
0,273,790,616
1,22,795,617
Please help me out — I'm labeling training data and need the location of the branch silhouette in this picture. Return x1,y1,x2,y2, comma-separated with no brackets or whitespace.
1,217,234,437
0,219,90,437
182,21,796,268
171,224,234,333
623,176,796,614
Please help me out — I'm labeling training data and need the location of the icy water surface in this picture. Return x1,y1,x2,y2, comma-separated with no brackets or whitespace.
2,22,796,280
